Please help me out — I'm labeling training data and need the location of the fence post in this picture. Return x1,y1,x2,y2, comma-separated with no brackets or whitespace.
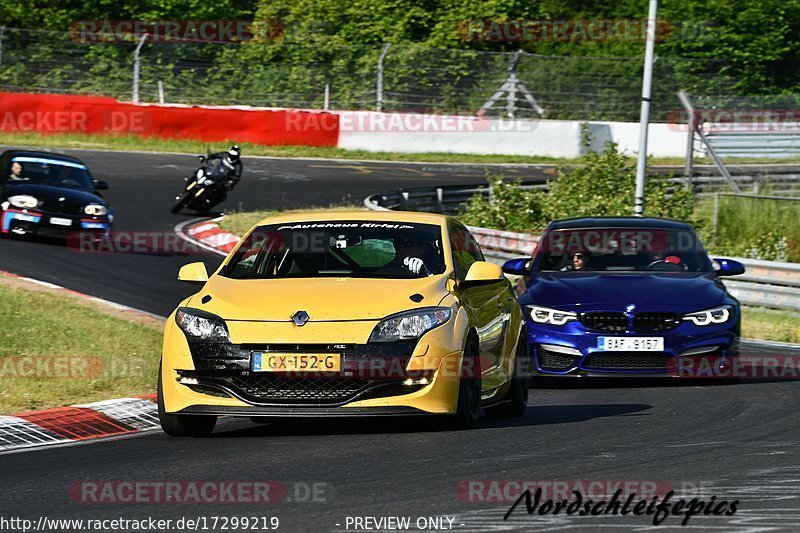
0,27,5,72
634,0,659,217
682,91,695,186
132,33,148,104
376,43,391,112
158,80,165,104
712,192,719,248
323,83,330,111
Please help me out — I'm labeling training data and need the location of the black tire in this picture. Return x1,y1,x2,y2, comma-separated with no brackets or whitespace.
157,365,216,437
171,190,193,214
450,335,481,430
485,337,529,418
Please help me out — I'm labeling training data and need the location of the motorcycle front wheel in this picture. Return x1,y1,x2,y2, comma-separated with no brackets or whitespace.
171,190,194,214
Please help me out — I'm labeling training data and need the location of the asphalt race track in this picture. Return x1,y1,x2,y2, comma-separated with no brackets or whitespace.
2,148,800,531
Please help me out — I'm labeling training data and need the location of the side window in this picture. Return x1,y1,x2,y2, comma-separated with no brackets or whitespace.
449,222,484,280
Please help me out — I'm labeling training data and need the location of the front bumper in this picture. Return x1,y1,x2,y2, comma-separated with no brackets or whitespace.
1,208,111,238
161,340,465,416
526,316,740,378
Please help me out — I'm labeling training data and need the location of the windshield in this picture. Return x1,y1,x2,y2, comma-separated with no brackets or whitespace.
536,227,713,273
9,157,94,189
205,158,230,179
223,221,446,279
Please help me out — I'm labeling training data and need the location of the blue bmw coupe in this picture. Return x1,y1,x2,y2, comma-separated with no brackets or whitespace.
503,217,745,377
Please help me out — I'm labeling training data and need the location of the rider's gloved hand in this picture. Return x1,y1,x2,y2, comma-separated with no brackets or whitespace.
403,256,429,275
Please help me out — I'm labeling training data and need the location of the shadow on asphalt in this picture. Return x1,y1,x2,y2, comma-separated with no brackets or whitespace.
205,402,652,438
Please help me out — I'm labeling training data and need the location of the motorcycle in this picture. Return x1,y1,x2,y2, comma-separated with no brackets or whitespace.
171,151,240,214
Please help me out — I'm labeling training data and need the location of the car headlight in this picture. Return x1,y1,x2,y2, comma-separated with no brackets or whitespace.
202,179,214,186
8,195,38,209
84,204,108,216
527,305,577,325
682,305,732,326
175,307,230,343
369,307,451,342
196,169,204,179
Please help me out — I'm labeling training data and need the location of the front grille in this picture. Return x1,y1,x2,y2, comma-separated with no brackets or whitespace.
537,346,576,370
580,312,628,332
230,374,371,402
583,352,674,370
38,201,83,215
634,312,680,333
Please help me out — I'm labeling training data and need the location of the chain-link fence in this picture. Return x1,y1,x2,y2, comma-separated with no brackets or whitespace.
0,27,739,121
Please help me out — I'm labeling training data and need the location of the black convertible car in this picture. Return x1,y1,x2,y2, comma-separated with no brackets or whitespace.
0,150,113,238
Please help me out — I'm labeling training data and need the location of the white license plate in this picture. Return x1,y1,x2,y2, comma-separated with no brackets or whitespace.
598,337,664,351
49,217,72,227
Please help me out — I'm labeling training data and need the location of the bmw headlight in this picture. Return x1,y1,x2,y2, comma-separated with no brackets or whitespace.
527,305,577,325
683,305,732,326
84,204,108,216
369,307,451,342
176,307,230,342
195,169,204,179
8,195,38,209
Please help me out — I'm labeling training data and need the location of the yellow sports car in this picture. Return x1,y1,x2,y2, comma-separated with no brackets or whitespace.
159,211,528,436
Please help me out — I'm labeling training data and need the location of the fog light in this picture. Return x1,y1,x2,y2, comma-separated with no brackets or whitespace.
403,375,431,386
179,377,199,385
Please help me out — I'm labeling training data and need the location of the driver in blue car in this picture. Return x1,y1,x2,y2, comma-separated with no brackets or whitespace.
561,250,590,271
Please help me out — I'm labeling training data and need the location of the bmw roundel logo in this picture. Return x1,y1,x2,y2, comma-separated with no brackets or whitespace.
625,304,636,313
291,310,310,326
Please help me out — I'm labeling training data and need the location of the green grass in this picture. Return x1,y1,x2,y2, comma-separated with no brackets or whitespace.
742,307,800,344
1,130,783,166
0,283,163,414
695,195,800,262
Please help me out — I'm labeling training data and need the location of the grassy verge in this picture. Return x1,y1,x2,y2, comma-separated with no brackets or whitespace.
742,307,800,344
0,279,163,414
0,130,781,166
218,205,365,236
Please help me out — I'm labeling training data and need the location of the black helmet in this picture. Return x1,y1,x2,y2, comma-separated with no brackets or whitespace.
227,145,241,162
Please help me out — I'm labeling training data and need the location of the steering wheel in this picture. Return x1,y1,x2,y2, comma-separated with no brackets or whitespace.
645,260,685,271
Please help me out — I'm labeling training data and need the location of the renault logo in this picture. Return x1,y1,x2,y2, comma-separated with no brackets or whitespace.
291,310,310,326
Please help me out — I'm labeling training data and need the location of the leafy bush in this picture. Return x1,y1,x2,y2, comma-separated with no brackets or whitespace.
460,136,697,234
459,175,543,232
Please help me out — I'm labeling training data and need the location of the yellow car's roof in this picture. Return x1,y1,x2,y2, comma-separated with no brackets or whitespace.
254,210,449,228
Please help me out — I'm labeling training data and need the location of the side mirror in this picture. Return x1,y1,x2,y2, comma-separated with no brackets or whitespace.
93,180,109,190
197,155,206,163
713,258,745,277
178,262,209,285
460,261,503,288
502,257,531,276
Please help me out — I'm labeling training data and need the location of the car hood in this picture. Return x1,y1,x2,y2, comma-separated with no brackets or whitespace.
189,274,450,321
4,182,105,206
520,272,729,311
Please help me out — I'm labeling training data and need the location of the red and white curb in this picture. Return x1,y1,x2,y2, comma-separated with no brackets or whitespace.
0,270,165,453
176,216,241,256
0,396,159,453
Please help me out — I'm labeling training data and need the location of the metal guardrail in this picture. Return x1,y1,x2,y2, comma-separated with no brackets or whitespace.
365,187,800,311
706,132,800,159
364,182,546,216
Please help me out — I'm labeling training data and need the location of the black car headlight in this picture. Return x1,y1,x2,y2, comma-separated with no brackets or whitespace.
526,305,577,325
84,204,108,216
369,307,451,342
8,195,38,209
682,305,733,326
176,307,230,343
